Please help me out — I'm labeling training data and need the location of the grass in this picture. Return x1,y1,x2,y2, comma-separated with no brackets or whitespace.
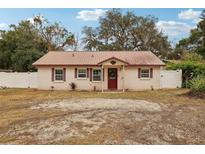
0,88,204,104
0,88,204,144
0,88,203,129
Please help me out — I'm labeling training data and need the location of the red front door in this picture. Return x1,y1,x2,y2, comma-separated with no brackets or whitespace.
108,68,118,90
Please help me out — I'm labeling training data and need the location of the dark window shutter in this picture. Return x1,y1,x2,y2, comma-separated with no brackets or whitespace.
150,68,153,78
103,68,104,81
52,68,54,81
75,68,77,78
90,68,92,81
63,68,66,81
87,68,89,78
138,68,141,78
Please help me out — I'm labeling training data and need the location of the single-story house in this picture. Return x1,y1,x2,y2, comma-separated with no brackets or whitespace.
33,51,165,91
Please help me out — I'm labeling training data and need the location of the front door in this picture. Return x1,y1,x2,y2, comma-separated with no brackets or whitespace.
108,68,118,90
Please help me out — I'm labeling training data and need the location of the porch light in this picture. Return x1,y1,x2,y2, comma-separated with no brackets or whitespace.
120,65,124,71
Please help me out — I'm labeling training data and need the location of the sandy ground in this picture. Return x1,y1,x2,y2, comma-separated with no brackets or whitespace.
1,98,205,144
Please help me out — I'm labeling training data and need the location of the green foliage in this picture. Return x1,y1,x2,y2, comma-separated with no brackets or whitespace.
181,52,204,61
197,46,205,58
11,50,43,72
0,16,75,72
82,9,171,59
0,21,47,71
189,76,205,94
166,52,205,88
167,60,205,77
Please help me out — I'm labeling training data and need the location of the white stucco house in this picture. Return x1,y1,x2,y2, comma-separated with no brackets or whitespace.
32,51,166,91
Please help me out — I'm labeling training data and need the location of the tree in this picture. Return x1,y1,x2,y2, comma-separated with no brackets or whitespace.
181,52,204,61
0,16,75,71
81,9,171,58
11,50,43,72
81,26,100,51
199,10,205,46
33,15,75,51
174,10,205,59
0,21,47,71
64,33,81,51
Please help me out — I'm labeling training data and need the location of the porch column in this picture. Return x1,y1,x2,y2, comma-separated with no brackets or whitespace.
101,65,104,92
122,65,125,92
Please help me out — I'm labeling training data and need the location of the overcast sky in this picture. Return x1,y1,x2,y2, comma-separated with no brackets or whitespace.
0,8,203,45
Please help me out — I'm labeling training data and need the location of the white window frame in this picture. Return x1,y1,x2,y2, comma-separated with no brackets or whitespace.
92,69,102,82
55,68,64,81
140,68,150,79
77,68,87,79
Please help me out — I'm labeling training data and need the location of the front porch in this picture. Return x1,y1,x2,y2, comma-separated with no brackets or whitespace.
98,57,128,92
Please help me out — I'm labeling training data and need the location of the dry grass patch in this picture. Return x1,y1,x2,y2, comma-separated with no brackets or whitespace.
0,88,203,104
0,88,204,144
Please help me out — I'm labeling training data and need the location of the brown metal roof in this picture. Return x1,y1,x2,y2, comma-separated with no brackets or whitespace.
33,51,165,66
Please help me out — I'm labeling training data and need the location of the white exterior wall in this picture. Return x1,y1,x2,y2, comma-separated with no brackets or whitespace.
0,72,37,88
37,65,161,90
37,66,103,90
124,66,161,90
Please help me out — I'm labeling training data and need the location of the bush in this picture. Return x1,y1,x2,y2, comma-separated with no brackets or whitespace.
69,82,76,90
166,60,205,88
189,76,205,97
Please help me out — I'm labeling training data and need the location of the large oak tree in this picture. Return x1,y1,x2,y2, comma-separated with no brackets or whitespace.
82,9,172,59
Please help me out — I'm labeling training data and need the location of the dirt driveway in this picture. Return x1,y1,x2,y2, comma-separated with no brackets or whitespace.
1,98,205,144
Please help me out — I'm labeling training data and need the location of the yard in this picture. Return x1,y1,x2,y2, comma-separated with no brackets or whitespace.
0,88,204,144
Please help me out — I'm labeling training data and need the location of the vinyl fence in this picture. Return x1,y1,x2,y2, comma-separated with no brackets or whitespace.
0,72,37,88
160,69,182,88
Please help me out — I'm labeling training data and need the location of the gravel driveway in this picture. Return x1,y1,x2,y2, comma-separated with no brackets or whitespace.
1,98,205,144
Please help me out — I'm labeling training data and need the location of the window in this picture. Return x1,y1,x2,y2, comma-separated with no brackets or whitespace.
93,69,101,81
55,69,64,81
141,69,150,78
77,69,87,78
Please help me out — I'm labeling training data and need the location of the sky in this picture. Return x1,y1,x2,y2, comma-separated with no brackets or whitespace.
0,8,204,45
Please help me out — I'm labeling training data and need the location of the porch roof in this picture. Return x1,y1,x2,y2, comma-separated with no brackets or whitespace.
97,56,130,65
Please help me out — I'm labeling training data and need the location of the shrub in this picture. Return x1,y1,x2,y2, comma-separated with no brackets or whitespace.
189,76,205,96
166,60,205,88
69,82,76,90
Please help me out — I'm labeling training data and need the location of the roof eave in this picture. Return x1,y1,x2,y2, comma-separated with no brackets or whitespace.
33,63,165,67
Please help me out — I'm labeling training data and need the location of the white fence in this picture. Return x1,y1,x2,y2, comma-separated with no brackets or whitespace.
160,69,182,88
0,72,37,88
